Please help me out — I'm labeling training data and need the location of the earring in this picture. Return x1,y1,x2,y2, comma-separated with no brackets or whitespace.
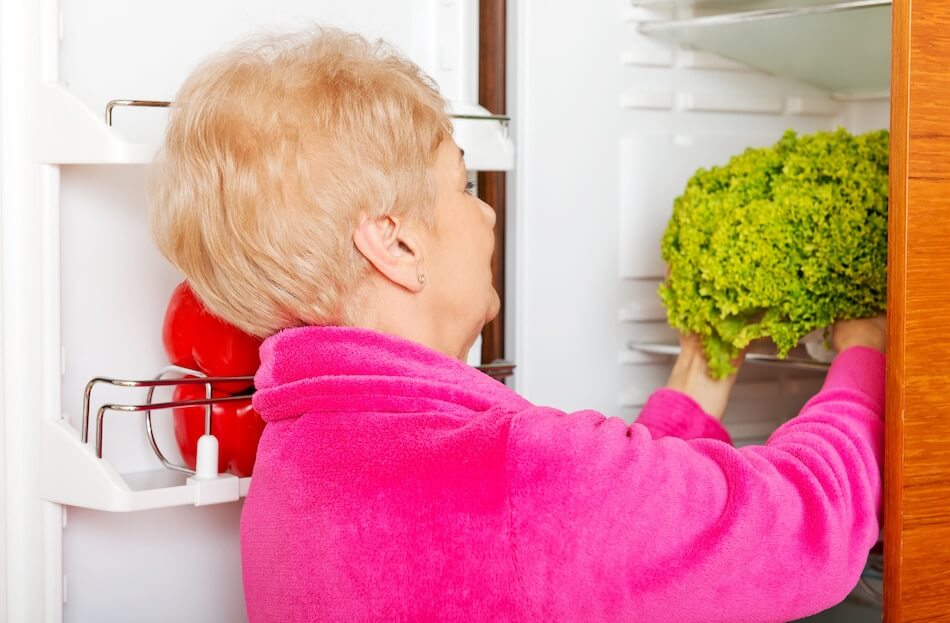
417,273,426,286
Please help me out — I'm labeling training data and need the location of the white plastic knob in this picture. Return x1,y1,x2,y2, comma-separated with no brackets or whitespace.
194,434,219,479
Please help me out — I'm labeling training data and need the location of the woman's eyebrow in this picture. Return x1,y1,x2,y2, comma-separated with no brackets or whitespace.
458,148,465,165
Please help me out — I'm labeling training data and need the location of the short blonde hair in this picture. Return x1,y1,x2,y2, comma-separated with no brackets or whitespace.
149,27,451,336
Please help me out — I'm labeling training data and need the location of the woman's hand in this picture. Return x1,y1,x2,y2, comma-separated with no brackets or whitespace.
832,315,887,354
665,334,744,421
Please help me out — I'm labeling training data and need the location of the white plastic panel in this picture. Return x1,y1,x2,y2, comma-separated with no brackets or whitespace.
678,49,756,70
678,91,785,113
621,44,675,67
40,0,513,169
59,166,181,474
58,0,445,144
511,0,627,416
787,95,845,116
621,89,676,110
63,503,247,623
619,131,779,279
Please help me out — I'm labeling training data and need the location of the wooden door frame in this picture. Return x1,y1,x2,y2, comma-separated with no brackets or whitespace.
478,0,508,368
885,1,950,620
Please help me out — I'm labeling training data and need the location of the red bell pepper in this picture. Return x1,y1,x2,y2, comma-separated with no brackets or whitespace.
162,281,262,393
172,383,265,478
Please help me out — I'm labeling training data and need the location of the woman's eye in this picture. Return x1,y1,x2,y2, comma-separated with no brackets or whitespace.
464,181,476,194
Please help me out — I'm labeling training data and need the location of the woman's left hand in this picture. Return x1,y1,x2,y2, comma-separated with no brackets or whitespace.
665,334,744,421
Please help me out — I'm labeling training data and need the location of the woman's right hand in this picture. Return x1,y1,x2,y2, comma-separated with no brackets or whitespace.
666,333,744,421
832,315,887,354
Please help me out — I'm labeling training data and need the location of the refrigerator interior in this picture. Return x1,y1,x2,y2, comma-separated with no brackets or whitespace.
1,0,888,621
510,0,887,619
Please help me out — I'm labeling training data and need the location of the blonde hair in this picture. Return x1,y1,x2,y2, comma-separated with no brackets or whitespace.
149,27,451,336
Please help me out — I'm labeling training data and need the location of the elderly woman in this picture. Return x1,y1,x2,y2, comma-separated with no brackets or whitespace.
150,28,885,623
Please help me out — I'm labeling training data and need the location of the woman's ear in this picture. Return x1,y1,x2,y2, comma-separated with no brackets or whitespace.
352,213,425,292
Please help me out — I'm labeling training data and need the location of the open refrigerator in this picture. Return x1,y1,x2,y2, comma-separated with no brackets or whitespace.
0,0,888,621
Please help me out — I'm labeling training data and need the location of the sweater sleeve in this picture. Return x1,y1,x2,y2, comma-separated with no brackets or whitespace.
505,347,884,623
636,388,733,444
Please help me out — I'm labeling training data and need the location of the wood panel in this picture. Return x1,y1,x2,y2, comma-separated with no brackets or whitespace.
886,1,950,620
478,0,507,366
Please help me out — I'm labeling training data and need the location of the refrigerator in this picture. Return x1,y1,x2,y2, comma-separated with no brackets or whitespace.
0,0,888,621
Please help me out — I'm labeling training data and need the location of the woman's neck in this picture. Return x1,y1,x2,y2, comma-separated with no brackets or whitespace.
351,282,474,362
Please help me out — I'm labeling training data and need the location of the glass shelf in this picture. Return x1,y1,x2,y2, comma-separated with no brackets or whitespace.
638,0,891,96
629,341,831,371
632,0,871,11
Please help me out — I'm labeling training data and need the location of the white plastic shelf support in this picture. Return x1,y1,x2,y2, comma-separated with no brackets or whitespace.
450,102,515,171
40,419,249,512
35,82,158,165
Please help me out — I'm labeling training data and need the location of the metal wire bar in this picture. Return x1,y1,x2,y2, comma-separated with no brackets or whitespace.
104,99,171,126
95,394,252,460
104,99,508,126
82,374,254,444
85,360,510,467
144,365,210,474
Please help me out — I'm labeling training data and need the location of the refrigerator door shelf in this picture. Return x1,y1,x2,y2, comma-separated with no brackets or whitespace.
40,418,250,512
37,82,515,171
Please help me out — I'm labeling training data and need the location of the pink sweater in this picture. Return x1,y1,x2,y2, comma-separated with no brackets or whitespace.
241,326,884,622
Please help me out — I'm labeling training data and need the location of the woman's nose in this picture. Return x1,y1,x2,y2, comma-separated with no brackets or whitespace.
482,200,496,228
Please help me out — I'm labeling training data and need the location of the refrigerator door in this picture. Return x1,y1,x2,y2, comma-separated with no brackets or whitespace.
2,1,484,621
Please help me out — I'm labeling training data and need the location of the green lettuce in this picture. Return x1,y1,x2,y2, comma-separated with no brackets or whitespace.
658,128,889,379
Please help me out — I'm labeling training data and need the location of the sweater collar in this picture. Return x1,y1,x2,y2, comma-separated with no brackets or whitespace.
252,326,527,422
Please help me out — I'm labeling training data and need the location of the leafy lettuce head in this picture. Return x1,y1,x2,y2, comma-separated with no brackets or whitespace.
659,128,889,379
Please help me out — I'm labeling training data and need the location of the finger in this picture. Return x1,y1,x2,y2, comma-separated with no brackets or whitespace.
679,333,702,354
